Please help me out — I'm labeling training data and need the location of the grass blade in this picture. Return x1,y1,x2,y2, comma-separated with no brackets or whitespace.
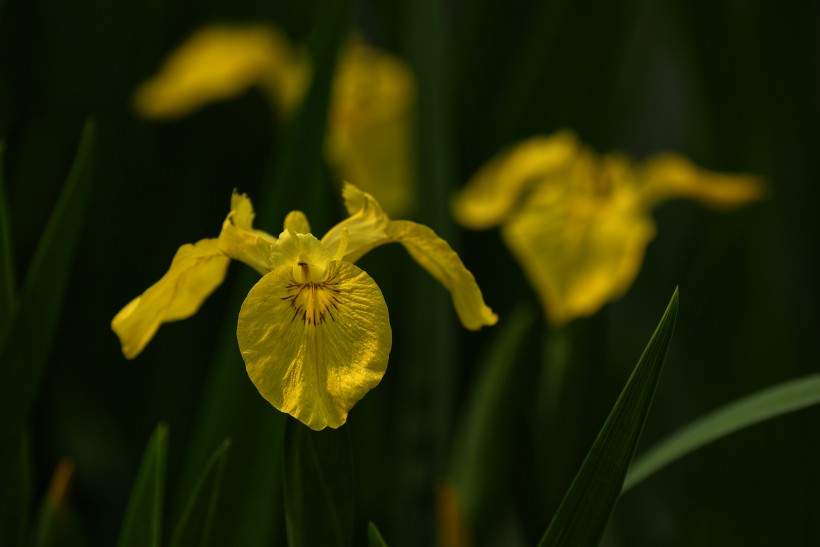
0,121,96,444
170,439,231,547
283,423,354,547
0,142,15,329
367,522,388,547
449,303,535,525
624,373,820,491
539,288,679,547
117,422,168,547
31,459,76,547
0,431,32,547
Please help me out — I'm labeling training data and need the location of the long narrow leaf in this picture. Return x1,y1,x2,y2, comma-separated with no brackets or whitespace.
0,431,32,547
449,303,535,525
117,423,168,547
624,373,820,491
31,459,75,547
539,288,679,547
0,143,15,328
367,522,388,547
0,121,96,446
170,439,231,547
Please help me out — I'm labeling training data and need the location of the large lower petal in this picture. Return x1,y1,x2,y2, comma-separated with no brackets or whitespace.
111,239,230,359
502,189,655,326
237,260,391,430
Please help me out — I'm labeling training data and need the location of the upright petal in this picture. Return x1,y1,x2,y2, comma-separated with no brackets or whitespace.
501,183,655,326
112,239,230,359
237,260,391,430
453,131,579,229
133,25,310,119
639,153,765,209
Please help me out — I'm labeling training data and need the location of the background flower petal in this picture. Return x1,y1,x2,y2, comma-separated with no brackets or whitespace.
639,153,765,209
453,131,579,229
501,186,655,326
133,25,310,119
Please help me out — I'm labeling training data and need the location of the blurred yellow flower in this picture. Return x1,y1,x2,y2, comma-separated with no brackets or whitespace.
113,184,496,430
133,25,415,216
133,25,310,119
453,130,764,326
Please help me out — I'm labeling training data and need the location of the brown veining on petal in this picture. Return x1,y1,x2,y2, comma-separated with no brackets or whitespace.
281,266,342,326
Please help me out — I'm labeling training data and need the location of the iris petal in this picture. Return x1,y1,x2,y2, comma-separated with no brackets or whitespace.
133,25,310,119
237,260,391,430
111,239,230,359
639,153,765,209
501,182,655,326
453,131,578,229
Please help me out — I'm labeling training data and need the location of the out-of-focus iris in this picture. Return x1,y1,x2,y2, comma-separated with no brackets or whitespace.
453,130,764,326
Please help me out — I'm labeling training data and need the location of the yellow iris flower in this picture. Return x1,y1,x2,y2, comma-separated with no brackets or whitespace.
453,130,764,326
133,25,415,216
112,184,496,430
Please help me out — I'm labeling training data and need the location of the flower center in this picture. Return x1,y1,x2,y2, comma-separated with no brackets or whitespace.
283,266,341,327
292,261,328,284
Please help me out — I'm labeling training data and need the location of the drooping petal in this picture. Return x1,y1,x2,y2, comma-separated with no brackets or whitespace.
133,25,310,119
112,239,230,359
501,182,655,326
639,153,765,209
237,260,391,430
453,131,579,229
325,39,416,217
386,221,498,330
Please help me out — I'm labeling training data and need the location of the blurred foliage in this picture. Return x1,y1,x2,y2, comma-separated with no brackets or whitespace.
1,0,819,546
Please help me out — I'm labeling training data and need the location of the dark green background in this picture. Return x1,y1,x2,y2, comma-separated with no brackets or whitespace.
1,0,818,545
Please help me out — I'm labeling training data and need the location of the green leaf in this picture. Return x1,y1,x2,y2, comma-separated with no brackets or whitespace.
0,431,32,547
367,522,388,547
539,288,679,547
449,303,535,524
117,422,168,547
283,423,354,547
170,439,231,547
0,142,15,330
0,121,96,446
624,372,820,491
